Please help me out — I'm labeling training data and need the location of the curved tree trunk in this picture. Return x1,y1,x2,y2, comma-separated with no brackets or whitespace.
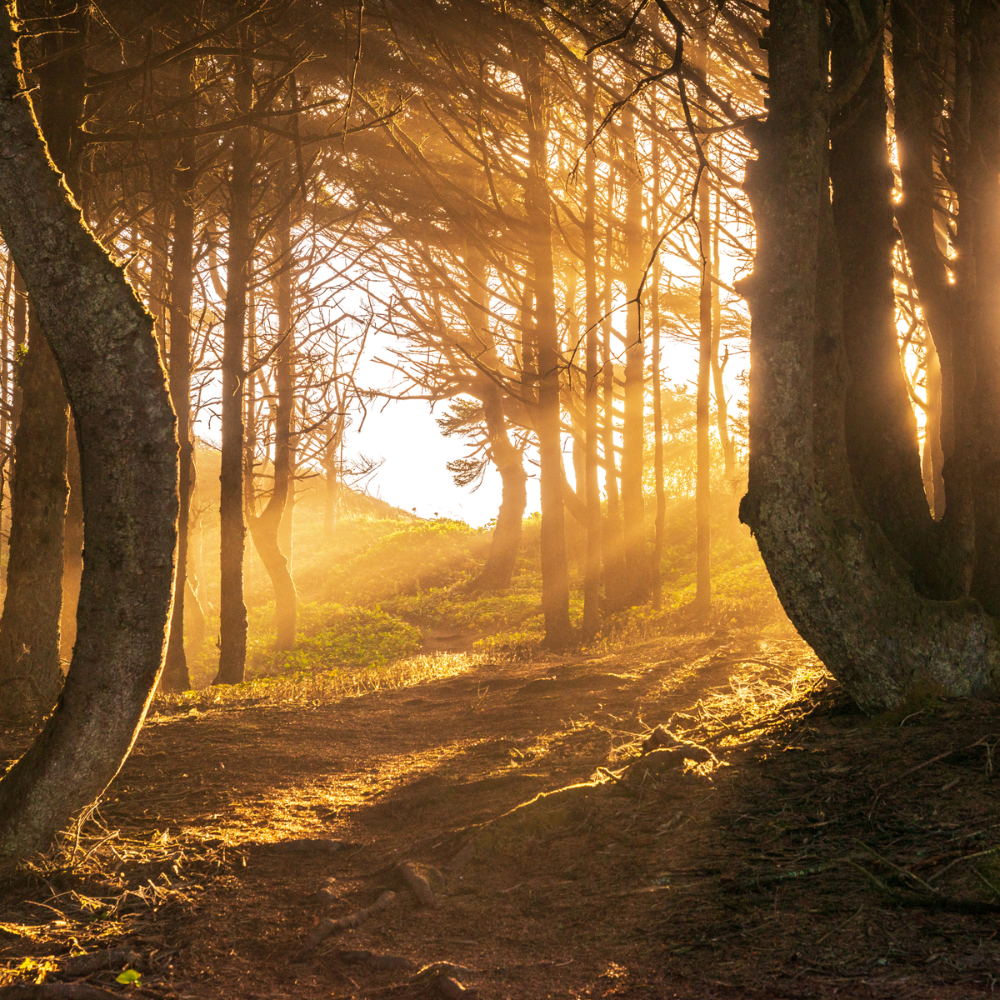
739,0,997,714
468,385,526,592
0,3,177,855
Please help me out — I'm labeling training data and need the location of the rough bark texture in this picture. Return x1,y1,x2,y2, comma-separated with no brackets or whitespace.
214,35,253,685
739,0,997,713
162,104,196,693
246,192,297,651
0,6,91,719
521,52,572,647
0,4,177,855
0,326,67,718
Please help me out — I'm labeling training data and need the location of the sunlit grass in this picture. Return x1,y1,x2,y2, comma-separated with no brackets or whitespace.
154,650,479,713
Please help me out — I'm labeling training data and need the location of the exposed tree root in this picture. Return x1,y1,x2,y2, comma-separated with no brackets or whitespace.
307,890,396,949
398,861,435,907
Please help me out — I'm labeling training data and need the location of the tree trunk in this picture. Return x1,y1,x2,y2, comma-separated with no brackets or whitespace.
581,63,602,638
830,0,938,595
923,336,945,519
470,384,527,592
0,2,177,855
214,33,253,685
601,165,626,612
246,189,297,651
620,105,649,607
521,52,573,648
651,125,665,610
162,95,196,693
0,323,67,719
710,187,736,491
0,6,92,719
739,0,997,714
962,0,1000,619
695,145,712,615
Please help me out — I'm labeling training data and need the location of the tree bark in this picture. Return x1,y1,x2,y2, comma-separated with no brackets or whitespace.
0,6,91,719
962,0,1000,619
830,0,938,595
214,32,253,685
162,90,196,693
0,2,177,855
0,323,67,719
521,51,573,648
739,0,997,713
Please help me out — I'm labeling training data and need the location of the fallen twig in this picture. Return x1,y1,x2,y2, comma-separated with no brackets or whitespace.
58,947,141,976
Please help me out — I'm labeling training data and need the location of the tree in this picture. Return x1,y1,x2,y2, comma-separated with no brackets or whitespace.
0,1,176,855
738,0,999,712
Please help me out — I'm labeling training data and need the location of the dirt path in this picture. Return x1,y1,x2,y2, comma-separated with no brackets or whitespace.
3,624,1000,998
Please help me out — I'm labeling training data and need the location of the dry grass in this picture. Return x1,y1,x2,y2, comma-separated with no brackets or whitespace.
153,650,479,715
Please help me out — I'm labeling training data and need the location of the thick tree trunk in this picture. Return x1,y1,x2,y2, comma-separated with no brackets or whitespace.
651,160,665,611
0,5,92,718
962,0,1000,619
247,193,297,651
214,35,253,685
830,0,938,595
162,112,196,693
740,0,997,713
0,3,176,855
521,52,573,648
0,325,67,718
620,106,649,607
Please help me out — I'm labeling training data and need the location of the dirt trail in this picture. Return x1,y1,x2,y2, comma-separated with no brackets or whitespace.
3,623,1000,998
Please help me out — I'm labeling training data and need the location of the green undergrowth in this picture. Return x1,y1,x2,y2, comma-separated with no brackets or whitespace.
250,604,422,678
322,518,492,605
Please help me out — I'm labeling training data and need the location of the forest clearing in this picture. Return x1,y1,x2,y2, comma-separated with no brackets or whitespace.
2,0,1000,998
4,491,1000,999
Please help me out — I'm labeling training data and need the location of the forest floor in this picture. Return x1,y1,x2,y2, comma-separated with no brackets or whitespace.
3,618,1000,999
